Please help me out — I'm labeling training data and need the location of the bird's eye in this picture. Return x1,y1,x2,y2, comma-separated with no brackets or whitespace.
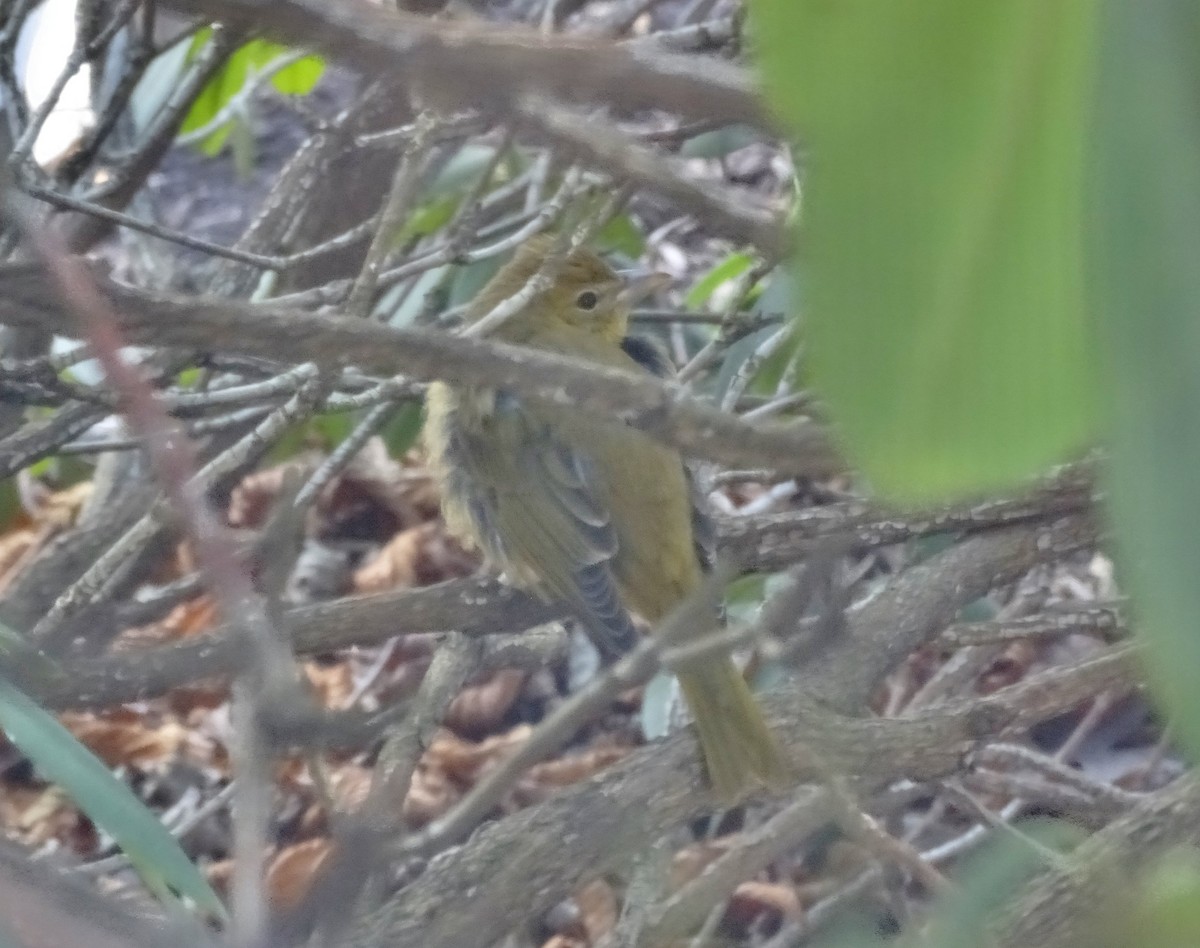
575,290,599,311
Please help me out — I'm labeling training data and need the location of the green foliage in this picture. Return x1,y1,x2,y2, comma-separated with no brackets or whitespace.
449,256,506,309
0,481,19,532
596,213,646,259
390,145,517,250
685,252,755,309
0,665,225,918
753,0,1098,502
181,31,325,157
679,124,762,160
912,820,1082,948
382,401,426,457
1089,0,1200,761
711,323,782,403
1117,851,1200,948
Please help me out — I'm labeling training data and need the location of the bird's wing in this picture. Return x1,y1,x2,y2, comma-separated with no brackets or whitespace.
444,390,639,659
620,334,717,571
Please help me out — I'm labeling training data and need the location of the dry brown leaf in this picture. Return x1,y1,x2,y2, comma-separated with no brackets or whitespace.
425,726,532,785
339,438,442,523
329,764,373,813
118,595,220,647
266,838,334,909
353,524,427,592
444,668,529,735
514,747,630,806
670,836,739,889
978,640,1038,694
402,761,460,826
0,528,38,589
0,785,87,849
59,710,189,769
228,461,312,529
725,880,803,932
36,481,93,528
0,481,94,595
206,858,233,899
167,685,231,720
575,879,619,942
304,660,355,709
402,726,532,824
353,522,478,593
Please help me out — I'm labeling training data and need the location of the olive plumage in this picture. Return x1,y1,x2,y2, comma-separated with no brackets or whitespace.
424,236,786,800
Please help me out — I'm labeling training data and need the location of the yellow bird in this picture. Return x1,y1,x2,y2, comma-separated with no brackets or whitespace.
424,236,786,800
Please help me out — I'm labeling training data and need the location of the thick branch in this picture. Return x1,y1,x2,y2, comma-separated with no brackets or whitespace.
0,263,838,476
165,0,769,133
993,776,1200,948
798,515,1100,710
348,644,1134,948
36,578,556,710
33,501,1094,711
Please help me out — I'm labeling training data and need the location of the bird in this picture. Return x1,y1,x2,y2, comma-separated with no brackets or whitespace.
424,235,787,801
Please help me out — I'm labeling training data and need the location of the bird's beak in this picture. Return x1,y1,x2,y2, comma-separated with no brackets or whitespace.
617,268,671,306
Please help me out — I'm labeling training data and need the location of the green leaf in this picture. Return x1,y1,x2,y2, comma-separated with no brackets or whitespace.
596,213,646,259
0,480,20,531
180,39,253,136
754,0,1098,502
229,112,257,176
1122,851,1200,948
180,39,323,154
710,324,780,404
0,670,225,918
427,144,505,196
449,256,506,309
382,401,425,457
269,53,325,96
312,412,355,448
1089,0,1200,759
382,265,452,326
684,252,754,309
724,572,768,625
679,124,763,160
393,195,462,249
917,818,1081,948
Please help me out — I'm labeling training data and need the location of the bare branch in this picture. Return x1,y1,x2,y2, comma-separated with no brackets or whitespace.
0,262,841,475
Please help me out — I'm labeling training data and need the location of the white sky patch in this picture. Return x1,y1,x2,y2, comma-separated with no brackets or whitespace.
16,0,95,166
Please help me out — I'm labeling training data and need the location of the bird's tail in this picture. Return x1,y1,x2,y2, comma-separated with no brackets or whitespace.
677,658,789,802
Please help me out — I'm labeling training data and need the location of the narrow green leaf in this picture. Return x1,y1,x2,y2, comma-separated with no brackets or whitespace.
269,54,325,96
0,481,20,530
180,41,255,135
684,252,754,309
384,265,453,326
427,145,504,196
1119,851,1200,948
392,194,462,249
449,257,505,309
312,412,355,448
382,401,426,457
679,124,762,160
596,213,645,259
753,0,1098,501
0,672,225,918
711,324,780,404
1089,0,1200,758
917,820,1081,948
180,40,323,153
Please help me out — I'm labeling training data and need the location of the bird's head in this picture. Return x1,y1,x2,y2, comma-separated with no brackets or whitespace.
468,235,668,344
